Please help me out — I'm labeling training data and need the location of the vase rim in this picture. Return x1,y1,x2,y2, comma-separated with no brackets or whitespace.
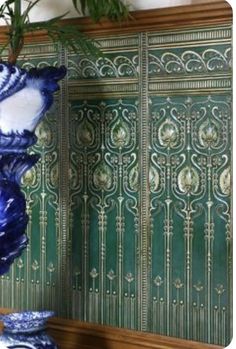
0,310,55,334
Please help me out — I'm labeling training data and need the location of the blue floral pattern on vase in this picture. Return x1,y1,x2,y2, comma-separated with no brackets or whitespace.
0,311,57,348
0,63,66,275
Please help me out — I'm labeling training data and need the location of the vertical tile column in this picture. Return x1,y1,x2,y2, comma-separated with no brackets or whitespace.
58,45,72,317
139,32,151,331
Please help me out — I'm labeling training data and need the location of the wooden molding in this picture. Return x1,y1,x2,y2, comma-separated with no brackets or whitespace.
0,308,225,349
47,317,224,349
0,1,232,44
65,0,232,35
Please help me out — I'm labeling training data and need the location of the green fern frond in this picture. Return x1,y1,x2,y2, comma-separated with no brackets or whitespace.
0,0,130,64
25,20,101,58
73,0,130,22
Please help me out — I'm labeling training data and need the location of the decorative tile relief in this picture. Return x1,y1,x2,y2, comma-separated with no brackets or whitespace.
149,45,231,76
149,95,231,345
0,25,232,347
69,98,140,328
67,36,139,80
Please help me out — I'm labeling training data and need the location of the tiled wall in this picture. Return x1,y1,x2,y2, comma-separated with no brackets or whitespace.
0,24,232,346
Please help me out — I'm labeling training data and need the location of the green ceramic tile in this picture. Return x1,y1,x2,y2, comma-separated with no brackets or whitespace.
0,25,232,347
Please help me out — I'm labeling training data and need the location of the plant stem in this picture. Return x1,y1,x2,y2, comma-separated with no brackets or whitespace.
8,0,24,64
14,0,22,18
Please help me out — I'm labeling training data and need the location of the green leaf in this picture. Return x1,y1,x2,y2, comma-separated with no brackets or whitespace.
72,0,80,11
21,0,41,24
24,20,102,58
72,0,130,21
0,0,130,63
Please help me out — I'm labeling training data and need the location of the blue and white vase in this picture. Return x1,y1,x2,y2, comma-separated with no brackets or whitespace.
0,63,66,348
0,311,57,348
0,62,66,275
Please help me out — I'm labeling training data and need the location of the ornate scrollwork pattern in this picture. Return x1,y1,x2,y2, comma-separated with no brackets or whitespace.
0,28,231,348
70,98,139,328
177,166,200,194
150,95,231,346
149,46,231,76
68,54,139,79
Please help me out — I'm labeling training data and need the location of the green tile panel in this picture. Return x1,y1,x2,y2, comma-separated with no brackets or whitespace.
0,25,232,347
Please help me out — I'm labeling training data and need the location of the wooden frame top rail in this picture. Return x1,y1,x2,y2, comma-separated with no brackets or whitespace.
0,1,232,43
66,0,232,34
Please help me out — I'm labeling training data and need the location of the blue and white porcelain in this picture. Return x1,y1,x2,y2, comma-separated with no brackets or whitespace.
0,63,66,275
0,311,57,348
0,311,55,333
0,63,66,134
0,63,66,347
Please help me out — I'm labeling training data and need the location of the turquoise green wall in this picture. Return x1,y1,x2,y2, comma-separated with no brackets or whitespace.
0,25,232,347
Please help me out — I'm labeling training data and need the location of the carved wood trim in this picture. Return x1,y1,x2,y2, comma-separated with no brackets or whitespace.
0,1,232,44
